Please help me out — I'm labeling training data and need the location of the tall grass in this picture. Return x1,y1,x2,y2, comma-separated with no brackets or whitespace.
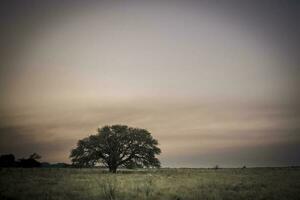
100,176,118,200
0,168,300,200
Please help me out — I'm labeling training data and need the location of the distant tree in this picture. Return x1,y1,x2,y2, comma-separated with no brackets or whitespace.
40,162,71,168
19,153,42,168
19,158,41,168
0,154,16,167
70,125,161,173
41,162,51,168
29,153,41,160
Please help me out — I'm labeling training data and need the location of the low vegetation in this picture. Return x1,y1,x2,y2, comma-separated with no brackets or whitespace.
1,168,300,200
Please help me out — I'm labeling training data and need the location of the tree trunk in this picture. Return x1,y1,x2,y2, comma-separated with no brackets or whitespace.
109,165,117,173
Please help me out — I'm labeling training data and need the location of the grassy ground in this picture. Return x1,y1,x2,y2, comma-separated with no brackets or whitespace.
0,168,300,200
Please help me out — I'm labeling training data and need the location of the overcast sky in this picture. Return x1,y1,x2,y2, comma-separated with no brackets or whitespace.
0,0,299,167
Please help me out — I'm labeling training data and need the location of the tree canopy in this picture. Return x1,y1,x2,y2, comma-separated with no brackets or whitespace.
70,125,161,172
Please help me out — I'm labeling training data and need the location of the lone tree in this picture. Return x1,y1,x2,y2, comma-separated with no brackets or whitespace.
70,125,161,173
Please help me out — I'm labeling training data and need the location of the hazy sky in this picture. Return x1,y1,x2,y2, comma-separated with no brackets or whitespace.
0,0,299,167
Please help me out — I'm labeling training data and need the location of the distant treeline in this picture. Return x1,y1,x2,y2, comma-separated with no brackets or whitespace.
0,153,71,168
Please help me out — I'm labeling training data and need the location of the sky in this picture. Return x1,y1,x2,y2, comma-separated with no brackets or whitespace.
0,0,299,167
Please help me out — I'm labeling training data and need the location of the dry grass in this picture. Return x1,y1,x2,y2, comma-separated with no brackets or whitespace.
0,168,300,200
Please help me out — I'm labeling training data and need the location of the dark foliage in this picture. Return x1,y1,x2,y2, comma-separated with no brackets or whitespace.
41,162,71,168
70,125,161,173
18,158,41,168
0,154,16,167
0,153,42,168
18,153,42,168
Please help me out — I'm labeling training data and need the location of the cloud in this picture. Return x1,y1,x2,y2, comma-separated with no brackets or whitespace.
0,0,299,166
0,100,299,166
0,125,76,162
163,140,300,168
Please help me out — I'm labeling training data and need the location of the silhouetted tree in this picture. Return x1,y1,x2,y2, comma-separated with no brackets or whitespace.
70,125,161,173
19,158,41,168
19,153,42,168
0,154,16,167
29,153,41,160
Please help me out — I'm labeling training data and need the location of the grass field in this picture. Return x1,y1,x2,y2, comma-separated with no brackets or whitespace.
0,168,300,200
